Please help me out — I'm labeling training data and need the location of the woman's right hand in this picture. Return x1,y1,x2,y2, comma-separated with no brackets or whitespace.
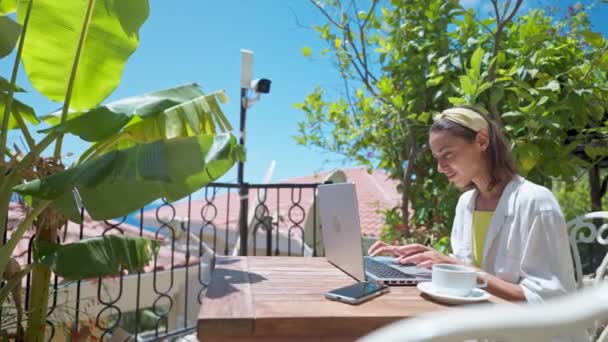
367,241,432,258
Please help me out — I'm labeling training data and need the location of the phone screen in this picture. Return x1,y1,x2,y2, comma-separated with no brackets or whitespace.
328,282,386,299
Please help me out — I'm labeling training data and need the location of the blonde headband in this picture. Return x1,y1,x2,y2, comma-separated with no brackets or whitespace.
434,107,489,132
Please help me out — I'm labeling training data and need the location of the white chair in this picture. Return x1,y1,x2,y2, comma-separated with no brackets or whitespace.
358,283,608,342
568,212,608,289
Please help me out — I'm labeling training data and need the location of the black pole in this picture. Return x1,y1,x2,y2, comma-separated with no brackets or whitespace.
238,88,249,256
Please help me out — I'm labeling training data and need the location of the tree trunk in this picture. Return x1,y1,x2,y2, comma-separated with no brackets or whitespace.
588,165,606,275
590,165,603,212
400,141,418,239
26,208,60,342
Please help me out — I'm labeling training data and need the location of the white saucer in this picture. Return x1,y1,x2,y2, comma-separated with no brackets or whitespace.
417,282,491,304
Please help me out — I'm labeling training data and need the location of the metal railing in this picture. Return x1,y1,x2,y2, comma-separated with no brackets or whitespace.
2,181,324,341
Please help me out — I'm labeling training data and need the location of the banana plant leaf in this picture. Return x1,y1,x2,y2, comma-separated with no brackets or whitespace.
0,15,20,58
13,133,245,220
41,84,231,155
0,0,16,15
0,93,39,129
0,75,25,92
16,0,149,110
33,235,160,280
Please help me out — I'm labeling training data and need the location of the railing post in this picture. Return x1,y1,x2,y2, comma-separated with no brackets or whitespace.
237,83,249,256
238,184,249,256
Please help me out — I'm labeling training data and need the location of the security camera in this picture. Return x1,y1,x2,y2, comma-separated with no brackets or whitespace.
250,78,272,94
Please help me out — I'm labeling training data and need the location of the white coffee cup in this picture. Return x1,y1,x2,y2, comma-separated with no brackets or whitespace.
431,263,488,297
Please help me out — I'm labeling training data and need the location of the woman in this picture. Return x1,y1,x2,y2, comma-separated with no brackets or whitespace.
368,105,576,303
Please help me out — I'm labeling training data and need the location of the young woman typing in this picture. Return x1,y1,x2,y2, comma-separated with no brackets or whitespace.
368,106,576,303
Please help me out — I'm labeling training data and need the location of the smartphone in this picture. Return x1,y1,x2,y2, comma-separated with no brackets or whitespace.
325,281,390,304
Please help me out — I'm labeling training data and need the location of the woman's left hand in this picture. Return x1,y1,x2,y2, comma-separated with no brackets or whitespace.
394,250,462,269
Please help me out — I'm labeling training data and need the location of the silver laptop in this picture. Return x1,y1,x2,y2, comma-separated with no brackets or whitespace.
317,182,431,285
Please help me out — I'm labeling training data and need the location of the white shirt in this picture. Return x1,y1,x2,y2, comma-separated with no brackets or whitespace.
450,175,577,303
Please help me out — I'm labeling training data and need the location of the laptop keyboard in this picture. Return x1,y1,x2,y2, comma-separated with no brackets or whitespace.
364,257,415,279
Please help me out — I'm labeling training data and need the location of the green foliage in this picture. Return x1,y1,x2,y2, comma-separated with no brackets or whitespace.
0,0,16,14
41,84,232,163
0,1,242,340
299,0,608,245
13,133,243,220
16,0,149,110
33,236,160,280
554,171,608,221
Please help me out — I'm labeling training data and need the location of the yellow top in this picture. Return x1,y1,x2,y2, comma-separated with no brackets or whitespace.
472,210,494,267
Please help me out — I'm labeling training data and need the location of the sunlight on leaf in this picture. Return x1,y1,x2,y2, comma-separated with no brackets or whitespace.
17,0,149,109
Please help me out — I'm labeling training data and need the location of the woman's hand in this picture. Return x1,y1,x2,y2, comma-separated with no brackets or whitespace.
394,249,461,268
367,241,462,268
368,241,431,258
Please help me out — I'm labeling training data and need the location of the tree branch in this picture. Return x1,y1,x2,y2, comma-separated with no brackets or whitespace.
344,24,378,85
354,0,379,87
341,73,362,127
288,5,314,30
309,0,345,29
487,0,523,119
581,43,608,82
474,17,495,35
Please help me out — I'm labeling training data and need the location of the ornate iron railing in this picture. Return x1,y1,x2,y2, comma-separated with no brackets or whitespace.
2,181,324,341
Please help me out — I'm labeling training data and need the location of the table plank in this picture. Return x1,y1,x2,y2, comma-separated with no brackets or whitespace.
198,256,507,341
198,257,255,337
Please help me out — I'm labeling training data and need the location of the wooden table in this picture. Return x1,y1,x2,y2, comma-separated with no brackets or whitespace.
197,256,506,342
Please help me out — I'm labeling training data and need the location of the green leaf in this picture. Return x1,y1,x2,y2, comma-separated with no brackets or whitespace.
475,82,493,97
469,46,484,79
584,145,607,160
538,80,560,92
41,84,230,159
0,0,16,14
426,75,444,87
0,75,25,92
517,143,540,171
33,236,159,280
334,38,342,49
448,97,467,105
301,46,312,57
501,111,523,119
0,93,39,129
17,0,149,110
581,30,605,49
489,87,504,107
377,77,393,94
0,15,21,58
392,94,403,108
459,75,476,96
13,133,242,220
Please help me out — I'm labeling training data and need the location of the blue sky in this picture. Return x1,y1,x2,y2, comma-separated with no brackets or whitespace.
3,0,608,188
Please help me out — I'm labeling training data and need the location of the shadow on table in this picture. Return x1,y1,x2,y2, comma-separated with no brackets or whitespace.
205,257,268,299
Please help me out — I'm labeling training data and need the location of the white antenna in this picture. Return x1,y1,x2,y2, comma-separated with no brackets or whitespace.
261,160,276,184
240,49,253,89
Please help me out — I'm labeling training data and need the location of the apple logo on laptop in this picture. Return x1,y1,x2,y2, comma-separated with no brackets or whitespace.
332,215,342,233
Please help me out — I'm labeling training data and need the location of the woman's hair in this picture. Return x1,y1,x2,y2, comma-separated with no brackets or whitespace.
430,105,518,190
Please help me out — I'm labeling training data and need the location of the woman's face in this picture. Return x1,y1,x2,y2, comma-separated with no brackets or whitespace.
429,130,488,189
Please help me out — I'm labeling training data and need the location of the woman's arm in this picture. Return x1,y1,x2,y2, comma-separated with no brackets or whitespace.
373,243,527,301
517,210,576,302
483,273,526,302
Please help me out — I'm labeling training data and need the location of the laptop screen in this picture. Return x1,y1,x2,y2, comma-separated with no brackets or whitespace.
317,183,366,281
